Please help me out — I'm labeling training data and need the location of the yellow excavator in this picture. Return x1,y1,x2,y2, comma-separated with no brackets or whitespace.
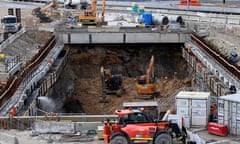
135,55,159,99
78,0,106,25
100,66,125,102
32,0,58,23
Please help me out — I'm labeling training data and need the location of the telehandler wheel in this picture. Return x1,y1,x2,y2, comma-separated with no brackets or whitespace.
154,133,173,144
110,135,128,144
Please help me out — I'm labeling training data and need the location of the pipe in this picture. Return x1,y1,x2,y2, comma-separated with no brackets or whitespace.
152,15,169,26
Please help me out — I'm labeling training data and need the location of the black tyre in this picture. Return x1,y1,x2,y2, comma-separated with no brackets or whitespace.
154,133,173,144
110,135,128,144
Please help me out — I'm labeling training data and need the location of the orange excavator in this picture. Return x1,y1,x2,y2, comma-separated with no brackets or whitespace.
135,55,159,99
78,0,106,25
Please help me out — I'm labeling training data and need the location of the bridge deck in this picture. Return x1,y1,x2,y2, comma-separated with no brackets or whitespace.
56,27,189,44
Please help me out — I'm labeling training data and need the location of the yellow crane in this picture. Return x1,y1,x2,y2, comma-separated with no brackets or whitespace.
78,0,106,25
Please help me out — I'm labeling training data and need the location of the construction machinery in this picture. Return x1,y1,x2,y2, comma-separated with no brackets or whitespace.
100,66,125,102
78,0,106,25
103,108,188,144
32,0,58,23
135,55,159,99
1,15,21,34
1,8,21,35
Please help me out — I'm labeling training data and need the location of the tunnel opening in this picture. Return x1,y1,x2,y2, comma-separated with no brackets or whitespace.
49,43,193,114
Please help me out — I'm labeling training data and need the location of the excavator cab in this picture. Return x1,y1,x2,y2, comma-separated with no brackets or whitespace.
100,66,125,102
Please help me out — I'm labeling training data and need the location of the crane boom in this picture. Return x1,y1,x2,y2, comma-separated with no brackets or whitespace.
91,0,97,17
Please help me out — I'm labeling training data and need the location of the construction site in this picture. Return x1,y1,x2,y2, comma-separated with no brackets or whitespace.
0,0,240,143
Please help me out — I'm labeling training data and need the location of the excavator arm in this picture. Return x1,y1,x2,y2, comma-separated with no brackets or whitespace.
146,55,155,84
136,55,158,99
102,0,106,17
91,0,97,17
32,0,58,23
40,0,58,13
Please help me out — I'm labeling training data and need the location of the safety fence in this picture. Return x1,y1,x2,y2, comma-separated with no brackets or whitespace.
0,114,116,130
0,35,57,115
158,87,194,113
0,116,33,130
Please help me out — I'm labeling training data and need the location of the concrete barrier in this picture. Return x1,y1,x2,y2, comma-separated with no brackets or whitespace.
0,132,19,144
34,121,76,134
33,121,103,134
75,122,103,133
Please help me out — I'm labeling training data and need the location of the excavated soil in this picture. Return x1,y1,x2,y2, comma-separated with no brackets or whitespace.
51,44,193,115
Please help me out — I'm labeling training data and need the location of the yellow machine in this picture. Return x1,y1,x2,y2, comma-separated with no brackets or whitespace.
135,55,159,99
100,66,125,102
32,0,58,23
78,0,106,25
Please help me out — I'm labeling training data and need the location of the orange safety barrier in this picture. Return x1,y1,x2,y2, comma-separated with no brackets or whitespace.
178,0,201,6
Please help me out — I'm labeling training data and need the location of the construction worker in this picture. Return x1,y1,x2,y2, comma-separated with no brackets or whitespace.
209,104,217,122
9,106,17,116
104,119,112,135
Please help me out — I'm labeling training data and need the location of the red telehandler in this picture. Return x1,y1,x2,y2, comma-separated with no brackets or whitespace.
104,108,188,144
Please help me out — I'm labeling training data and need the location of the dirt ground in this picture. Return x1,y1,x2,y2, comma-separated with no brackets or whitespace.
51,44,193,115
1,1,240,117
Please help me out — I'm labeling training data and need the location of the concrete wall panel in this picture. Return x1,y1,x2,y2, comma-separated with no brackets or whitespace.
91,33,123,43
70,33,90,44
160,33,185,43
61,32,187,44
126,33,161,43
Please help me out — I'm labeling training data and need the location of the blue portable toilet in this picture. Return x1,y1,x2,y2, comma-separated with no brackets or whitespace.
141,13,152,26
